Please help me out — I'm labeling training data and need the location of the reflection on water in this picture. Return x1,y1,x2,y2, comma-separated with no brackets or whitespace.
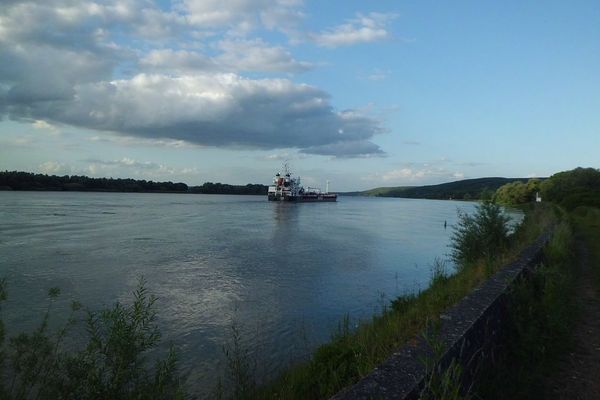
0,192,522,398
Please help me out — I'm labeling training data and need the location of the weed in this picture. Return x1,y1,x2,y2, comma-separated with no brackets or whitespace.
0,277,184,400
473,219,575,399
419,322,471,400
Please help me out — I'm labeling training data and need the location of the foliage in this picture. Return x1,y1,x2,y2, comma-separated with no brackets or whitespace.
420,325,471,400
189,182,267,195
540,167,600,209
450,202,511,267
510,203,560,246
259,245,533,399
429,258,449,287
252,204,558,399
474,219,576,399
494,179,541,205
215,324,257,400
0,171,188,193
0,170,269,195
0,278,183,400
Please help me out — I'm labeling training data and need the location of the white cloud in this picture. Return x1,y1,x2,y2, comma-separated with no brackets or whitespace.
140,41,313,74
310,12,397,48
31,119,61,136
363,165,466,185
140,49,218,73
215,39,313,72
83,157,200,178
301,140,385,158
39,160,72,175
366,68,390,81
0,1,388,157
179,0,304,34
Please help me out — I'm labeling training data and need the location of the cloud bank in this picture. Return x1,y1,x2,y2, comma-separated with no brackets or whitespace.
310,12,397,48
0,0,393,157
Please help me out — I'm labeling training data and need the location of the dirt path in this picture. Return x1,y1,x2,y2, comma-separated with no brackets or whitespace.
548,240,600,399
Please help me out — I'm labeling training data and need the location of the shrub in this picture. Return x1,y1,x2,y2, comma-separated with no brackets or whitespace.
0,278,184,400
450,202,511,267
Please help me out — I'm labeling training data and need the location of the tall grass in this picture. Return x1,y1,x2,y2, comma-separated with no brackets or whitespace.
247,203,559,399
419,323,471,400
0,278,184,400
473,218,576,399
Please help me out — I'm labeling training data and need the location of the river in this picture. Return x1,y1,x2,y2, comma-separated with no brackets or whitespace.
0,192,521,397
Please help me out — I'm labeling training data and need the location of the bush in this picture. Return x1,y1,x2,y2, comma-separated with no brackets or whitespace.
450,202,511,267
0,278,184,400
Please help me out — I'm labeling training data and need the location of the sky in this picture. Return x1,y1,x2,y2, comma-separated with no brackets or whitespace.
0,0,599,191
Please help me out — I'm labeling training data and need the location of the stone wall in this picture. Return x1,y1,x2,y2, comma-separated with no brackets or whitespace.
331,232,552,400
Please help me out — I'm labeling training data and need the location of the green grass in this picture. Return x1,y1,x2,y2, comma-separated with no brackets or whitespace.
252,203,558,400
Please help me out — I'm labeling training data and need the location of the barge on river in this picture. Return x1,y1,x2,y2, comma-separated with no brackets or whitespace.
267,166,337,202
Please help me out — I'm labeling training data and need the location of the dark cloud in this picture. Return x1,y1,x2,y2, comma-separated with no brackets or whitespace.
301,140,385,157
9,74,384,156
0,0,386,157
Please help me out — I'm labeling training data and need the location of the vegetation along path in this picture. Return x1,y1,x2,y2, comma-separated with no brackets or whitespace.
549,237,600,399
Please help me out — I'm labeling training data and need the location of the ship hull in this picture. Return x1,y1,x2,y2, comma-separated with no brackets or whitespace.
268,194,337,202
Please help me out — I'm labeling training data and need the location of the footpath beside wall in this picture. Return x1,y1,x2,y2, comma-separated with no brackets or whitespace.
331,231,552,400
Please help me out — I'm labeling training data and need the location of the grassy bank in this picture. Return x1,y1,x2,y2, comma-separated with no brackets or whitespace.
242,203,558,400
473,214,576,399
473,206,600,399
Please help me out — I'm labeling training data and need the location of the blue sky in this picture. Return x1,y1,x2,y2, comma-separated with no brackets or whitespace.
1,0,598,191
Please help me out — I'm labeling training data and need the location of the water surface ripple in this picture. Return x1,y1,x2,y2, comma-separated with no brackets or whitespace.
0,192,520,397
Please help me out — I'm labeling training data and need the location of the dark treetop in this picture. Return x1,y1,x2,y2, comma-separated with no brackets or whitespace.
0,171,268,195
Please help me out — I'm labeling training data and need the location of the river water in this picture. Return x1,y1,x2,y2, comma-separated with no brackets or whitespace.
0,192,521,396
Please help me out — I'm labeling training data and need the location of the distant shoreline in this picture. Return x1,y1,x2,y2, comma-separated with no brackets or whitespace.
0,171,268,195
0,187,266,195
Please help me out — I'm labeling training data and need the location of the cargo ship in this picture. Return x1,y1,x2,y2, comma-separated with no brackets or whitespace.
267,165,337,202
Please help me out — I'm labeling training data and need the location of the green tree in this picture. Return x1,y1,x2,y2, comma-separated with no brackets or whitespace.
540,167,600,209
494,179,541,205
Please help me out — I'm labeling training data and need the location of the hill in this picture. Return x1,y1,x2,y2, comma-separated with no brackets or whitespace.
348,177,532,200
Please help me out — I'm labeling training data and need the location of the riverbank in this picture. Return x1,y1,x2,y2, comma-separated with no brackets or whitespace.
1,192,477,399
470,206,600,399
226,203,556,399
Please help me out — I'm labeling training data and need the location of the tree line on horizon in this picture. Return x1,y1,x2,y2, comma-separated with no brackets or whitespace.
358,177,529,200
0,171,268,195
